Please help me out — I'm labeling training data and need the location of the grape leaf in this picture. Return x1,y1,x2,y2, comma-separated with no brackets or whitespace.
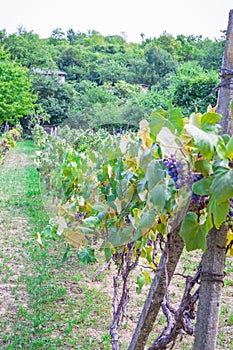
192,177,212,196
136,274,146,294
215,136,227,159
208,196,229,228
226,136,233,160
185,124,218,160
109,226,134,247
82,216,101,227
179,212,209,251
146,159,166,190
150,108,183,137
151,183,166,212
210,167,233,203
104,247,112,262
194,159,213,176
201,112,222,125
78,246,97,265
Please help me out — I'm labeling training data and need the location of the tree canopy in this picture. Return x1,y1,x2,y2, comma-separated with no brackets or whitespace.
0,27,225,126
0,48,37,125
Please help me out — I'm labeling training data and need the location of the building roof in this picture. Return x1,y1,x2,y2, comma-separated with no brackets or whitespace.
32,68,67,76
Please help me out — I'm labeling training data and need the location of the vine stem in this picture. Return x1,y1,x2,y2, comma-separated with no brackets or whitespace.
110,241,140,350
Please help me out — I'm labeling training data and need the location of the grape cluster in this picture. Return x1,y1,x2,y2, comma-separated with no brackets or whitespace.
226,198,233,227
163,154,187,189
163,154,205,206
75,211,85,223
163,155,181,189
191,173,203,204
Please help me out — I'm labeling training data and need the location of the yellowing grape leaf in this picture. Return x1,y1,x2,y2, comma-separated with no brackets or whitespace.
65,227,86,248
35,232,43,248
138,119,153,148
57,216,67,235
227,229,233,256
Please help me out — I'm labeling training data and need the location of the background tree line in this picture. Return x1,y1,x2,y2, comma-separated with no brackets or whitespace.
0,26,226,129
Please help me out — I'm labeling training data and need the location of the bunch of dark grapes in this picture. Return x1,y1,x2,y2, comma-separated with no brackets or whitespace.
191,173,203,204
75,211,85,223
163,154,186,189
226,198,233,227
163,154,206,208
163,155,180,189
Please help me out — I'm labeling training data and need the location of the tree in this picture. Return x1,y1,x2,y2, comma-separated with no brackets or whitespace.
171,61,219,113
31,73,77,125
0,48,37,125
143,44,177,85
3,30,57,69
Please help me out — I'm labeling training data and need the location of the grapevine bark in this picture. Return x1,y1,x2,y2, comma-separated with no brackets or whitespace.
128,199,191,350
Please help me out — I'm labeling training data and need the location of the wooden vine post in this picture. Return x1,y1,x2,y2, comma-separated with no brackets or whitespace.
193,9,233,350
216,9,233,135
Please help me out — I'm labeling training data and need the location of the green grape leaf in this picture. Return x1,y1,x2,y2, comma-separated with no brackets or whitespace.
104,247,112,262
146,159,166,190
185,124,218,160
150,108,183,137
215,136,227,159
179,212,209,251
138,210,156,232
149,111,166,136
136,274,146,294
210,166,233,202
208,196,229,228
139,149,153,173
109,226,134,247
166,108,184,134
194,159,213,176
78,246,97,265
201,112,222,125
226,136,233,160
192,177,212,196
82,216,101,228
92,203,108,212
151,183,166,212
134,210,156,241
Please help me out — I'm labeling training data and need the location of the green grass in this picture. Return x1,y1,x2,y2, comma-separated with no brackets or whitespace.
0,141,112,349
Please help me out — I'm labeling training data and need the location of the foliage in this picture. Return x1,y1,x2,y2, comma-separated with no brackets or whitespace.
35,106,233,257
2,30,57,68
0,123,22,161
0,28,225,129
0,48,37,125
31,73,77,125
171,61,219,113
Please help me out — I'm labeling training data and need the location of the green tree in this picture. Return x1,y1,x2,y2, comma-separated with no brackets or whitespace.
0,48,37,125
171,61,219,112
143,44,177,86
3,30,57,69
31,73,77,125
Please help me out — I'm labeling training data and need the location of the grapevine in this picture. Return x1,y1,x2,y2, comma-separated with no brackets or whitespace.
34,105,233,349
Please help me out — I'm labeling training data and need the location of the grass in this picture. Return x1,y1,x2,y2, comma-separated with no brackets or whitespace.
0,141,232,350
0,141,113,349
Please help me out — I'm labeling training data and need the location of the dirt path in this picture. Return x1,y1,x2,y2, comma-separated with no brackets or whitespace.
0,143,37,342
